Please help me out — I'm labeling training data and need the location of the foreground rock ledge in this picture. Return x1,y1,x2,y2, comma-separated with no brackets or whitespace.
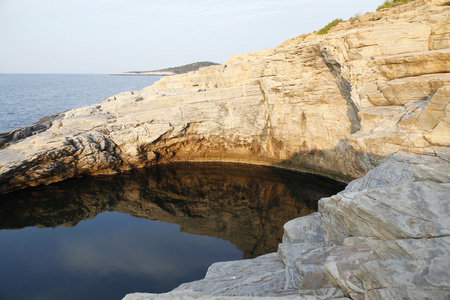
0,0,449,299
122,153,449,299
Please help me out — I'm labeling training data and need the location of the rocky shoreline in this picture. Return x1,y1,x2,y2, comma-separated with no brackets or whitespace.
0,0,449,299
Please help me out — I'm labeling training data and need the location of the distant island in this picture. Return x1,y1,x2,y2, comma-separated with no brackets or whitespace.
112,61,220,76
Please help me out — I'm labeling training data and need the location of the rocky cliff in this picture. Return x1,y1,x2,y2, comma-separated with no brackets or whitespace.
0,0,449,299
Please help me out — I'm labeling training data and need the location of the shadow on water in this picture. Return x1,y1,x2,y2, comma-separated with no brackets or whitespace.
0,162,345,258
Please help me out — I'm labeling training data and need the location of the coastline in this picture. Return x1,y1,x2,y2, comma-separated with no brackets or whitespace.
111,71,176,76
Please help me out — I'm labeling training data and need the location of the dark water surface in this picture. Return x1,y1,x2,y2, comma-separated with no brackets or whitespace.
0,163,346,300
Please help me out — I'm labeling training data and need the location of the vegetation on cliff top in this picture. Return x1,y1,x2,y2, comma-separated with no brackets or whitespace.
317,0,410,35
317,18,344,35
376,0,409,11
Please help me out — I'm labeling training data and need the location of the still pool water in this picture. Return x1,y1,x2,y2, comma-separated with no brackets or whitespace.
0,212,238,299
0,162,346,300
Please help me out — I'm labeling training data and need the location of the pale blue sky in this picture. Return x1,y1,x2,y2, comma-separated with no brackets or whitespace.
0,0,382,74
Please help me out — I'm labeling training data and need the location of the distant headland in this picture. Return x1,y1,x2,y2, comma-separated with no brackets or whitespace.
111,61,220,76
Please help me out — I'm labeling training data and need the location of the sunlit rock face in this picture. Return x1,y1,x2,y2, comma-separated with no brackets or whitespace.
1,1,449,193
0,163,344,258
0,1,448,192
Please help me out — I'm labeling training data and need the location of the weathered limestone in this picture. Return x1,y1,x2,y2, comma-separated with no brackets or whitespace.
317,153,450,299
0,0,449,299
172,253,292,297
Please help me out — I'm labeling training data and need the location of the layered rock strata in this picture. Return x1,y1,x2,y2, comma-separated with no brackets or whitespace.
0,0,449,299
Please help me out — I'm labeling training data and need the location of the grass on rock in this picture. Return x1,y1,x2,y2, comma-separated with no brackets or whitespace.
376,0,409,11
317,19,344,35
317,0,410,35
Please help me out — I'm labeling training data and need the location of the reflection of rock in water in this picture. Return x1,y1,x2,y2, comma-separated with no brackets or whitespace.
0,163,345,258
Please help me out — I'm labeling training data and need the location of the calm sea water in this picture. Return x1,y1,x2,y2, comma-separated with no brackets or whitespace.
0,74,347,300
0,74,161,132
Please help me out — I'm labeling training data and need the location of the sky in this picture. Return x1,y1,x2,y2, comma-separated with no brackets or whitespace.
0,0,383,74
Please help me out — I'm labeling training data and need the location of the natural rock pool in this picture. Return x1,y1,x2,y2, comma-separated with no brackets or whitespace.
0,163,345,300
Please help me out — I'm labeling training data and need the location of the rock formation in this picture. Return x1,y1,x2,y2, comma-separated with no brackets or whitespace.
0,0,449,299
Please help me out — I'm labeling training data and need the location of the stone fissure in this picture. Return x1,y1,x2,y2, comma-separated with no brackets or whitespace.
316,47,362,134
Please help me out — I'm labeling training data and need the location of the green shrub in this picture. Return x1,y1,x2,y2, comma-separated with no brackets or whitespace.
317,18,344,35
317,0,409,35
376,0,409,11
348,13,361,24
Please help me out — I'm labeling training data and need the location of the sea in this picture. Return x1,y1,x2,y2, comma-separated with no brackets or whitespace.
0,73,161,132
0,74,346,300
